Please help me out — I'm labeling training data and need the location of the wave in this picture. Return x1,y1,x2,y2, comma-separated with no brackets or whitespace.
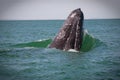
12,29,101,52
80,29,101,52
13,39,52,48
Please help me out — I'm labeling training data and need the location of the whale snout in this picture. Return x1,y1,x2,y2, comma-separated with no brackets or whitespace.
69,8,83,20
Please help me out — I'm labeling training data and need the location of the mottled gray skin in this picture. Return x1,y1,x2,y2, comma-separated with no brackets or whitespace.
49,8,84,51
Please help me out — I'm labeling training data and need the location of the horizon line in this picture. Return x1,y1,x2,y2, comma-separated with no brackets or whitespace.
0,18,120,21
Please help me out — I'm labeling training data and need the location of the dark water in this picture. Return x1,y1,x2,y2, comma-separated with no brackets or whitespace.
0,19,120,80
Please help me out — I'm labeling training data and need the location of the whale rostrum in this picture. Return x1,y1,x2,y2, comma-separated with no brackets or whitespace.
49,8,84,51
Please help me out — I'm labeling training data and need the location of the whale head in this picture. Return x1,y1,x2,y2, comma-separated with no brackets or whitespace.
49,8,84,52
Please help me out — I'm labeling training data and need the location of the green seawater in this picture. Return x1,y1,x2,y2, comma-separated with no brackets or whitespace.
0,19,120,80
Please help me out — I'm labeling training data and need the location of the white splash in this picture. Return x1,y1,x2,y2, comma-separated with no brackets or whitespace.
36,39,48,42
68,49,79,52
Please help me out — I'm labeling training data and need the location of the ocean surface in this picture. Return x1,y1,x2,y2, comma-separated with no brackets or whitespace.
0,19,120,80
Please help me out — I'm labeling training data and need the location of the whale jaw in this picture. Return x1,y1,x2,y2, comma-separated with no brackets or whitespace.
49,8,84,52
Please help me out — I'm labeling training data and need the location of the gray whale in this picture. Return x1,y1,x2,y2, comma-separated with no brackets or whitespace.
49,8,84,51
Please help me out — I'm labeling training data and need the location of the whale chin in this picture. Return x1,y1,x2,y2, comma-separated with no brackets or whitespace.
49,8,84,52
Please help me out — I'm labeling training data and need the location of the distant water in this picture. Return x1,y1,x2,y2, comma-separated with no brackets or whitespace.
0,19,120,80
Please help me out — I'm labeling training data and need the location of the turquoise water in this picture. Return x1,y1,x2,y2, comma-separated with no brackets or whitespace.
0,19,120,80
